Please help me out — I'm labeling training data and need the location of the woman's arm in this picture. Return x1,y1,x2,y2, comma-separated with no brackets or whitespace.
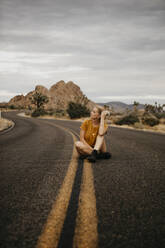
99,110,109,136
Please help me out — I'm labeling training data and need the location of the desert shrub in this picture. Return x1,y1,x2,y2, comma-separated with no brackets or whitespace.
54,109,66,117
133,122,144,129
159,118,165,124
45,109,54,116
9,105,17,109
31,108,47,117
142,117,159,126
67,102,90,119
0,105,8,109
48,110,54,116
18,105,24,110
28,105,32,110
115,114,139,125
154,112,165,119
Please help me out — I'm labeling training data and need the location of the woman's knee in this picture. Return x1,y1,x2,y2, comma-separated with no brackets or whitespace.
75,141,83,149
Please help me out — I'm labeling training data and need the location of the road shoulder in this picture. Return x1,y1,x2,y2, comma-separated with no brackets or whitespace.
0,117,15,133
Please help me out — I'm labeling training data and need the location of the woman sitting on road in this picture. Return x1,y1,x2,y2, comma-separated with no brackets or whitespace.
75,106,111,162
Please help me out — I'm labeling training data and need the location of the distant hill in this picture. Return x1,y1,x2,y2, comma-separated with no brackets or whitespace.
97,101,145,113
0,102,8,108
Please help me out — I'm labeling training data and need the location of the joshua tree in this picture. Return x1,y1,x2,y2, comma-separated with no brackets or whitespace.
133,101,139,112
163,104,165,112
145,104,153,113
111,106,114,113
157,104,163,113
30,92,49,110
126,107,130,115
145,103,164,114
82,94,89,106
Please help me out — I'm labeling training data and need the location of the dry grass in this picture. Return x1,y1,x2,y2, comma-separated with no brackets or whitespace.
0,118,13,131
151,124,165,132
111,123,165,134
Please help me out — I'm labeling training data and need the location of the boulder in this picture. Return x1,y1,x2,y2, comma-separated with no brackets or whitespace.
8,80,96,111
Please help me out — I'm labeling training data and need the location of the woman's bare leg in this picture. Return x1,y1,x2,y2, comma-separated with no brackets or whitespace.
94,135,105,151
100,139,107,153
75,141,93,155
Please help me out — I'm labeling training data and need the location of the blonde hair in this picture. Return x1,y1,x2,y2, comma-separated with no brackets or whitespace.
95,106,104,115
94,106,104,122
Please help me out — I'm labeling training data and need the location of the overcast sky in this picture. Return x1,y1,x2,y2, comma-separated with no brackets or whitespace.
0,0,165,104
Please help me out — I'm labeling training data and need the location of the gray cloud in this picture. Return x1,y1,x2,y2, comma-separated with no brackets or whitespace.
0,0,165,104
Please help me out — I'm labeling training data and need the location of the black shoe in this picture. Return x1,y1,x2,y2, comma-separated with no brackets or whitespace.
79,154,88,160
87,149,98,163
97,152,112,159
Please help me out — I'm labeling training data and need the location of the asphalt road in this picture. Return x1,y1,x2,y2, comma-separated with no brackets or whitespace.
0,111,165,248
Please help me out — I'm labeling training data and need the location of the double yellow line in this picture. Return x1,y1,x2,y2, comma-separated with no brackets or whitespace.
36,122,98,248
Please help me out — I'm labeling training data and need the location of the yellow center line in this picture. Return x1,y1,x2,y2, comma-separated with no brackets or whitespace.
73,160,98,248
36,123,78,248
36,120,98,248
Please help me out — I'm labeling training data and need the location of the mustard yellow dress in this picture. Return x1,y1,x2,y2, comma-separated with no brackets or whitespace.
80,119,107,147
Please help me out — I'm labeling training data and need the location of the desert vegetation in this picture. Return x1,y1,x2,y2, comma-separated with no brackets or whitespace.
67,101,90,119
1,89,165,133
27,92,90,119
109,102,165,133
115,114,140,126
29,92,49,117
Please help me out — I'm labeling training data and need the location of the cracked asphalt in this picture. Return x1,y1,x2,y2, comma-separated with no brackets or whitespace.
0,111,165,248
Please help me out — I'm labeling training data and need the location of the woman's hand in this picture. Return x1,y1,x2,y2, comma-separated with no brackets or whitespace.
101,110,110,119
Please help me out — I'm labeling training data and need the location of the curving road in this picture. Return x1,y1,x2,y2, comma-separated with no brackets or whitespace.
0,111,165,248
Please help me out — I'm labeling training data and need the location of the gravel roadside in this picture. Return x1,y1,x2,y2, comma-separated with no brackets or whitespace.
0,117,14,132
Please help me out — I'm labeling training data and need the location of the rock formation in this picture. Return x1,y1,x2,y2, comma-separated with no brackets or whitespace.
8,80,96,110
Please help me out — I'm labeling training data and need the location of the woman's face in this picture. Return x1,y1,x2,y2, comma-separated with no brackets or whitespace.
90,107,100,120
